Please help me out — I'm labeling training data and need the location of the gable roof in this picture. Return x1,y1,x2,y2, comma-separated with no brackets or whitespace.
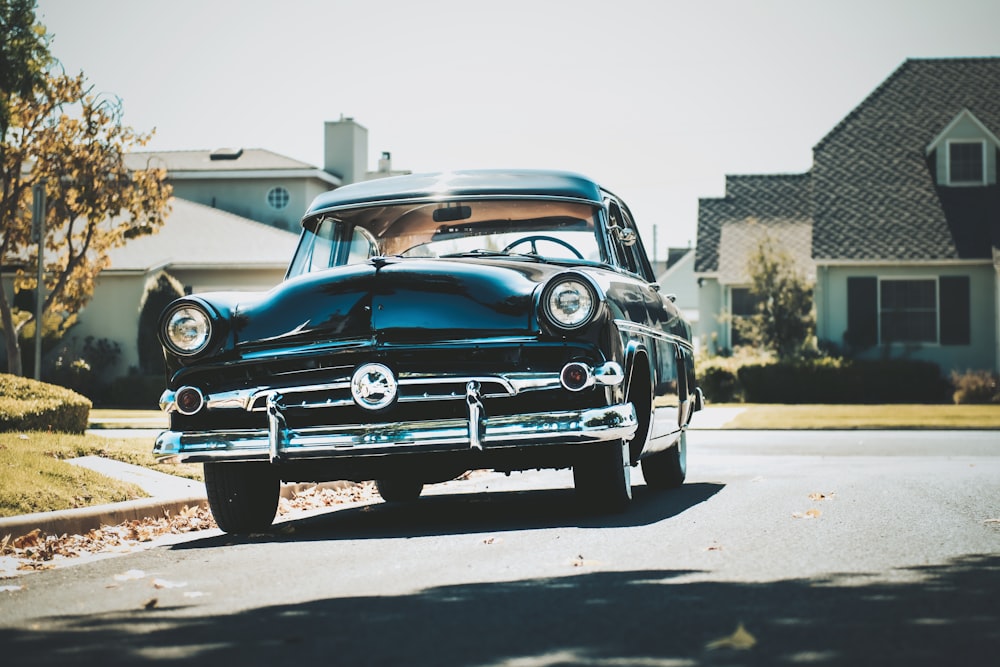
811,57,1000,262
125,149,341,185
718,220,814,284
105,198,299,272
694,173,812,273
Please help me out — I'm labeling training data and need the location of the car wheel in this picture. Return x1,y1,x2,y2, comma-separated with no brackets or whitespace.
641,430,687,490
375,477,424,503
204,462,280,534
573,439,632,513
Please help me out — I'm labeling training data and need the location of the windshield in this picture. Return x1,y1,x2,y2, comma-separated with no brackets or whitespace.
287,199,603,278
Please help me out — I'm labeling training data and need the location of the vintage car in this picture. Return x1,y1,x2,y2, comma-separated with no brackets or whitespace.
154,169,701,533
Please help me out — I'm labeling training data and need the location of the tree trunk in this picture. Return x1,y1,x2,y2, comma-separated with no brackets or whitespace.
0,283,24,376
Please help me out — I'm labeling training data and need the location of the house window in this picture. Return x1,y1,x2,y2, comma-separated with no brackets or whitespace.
730,287,763,347
266,186,290,209
948,141,985,185
880,279,937,343
845,275,971,348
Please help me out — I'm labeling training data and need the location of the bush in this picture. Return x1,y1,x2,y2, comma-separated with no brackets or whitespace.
951,370,1000,404
0,374,91,433
137,271,184,375
737,359,949,404
106,373,165,408
44,336,122,404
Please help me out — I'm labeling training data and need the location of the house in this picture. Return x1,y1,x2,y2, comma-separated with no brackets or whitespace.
655,247,699,347
67,117,409,381
124,117,409,232
695,57,1000,375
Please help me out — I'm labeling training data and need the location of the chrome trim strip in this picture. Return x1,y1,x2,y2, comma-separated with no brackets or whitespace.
614,320,694,350
161,371,577,415
153,403,638,463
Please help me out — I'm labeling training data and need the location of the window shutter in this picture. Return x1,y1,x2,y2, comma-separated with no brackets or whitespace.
939,276,971,345
846,277,877,348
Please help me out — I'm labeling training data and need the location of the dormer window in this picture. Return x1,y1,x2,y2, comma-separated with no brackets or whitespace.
926,110,998,188
947,140,985,185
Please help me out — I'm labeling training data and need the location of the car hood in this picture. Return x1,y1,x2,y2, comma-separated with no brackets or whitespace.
232,257,566,349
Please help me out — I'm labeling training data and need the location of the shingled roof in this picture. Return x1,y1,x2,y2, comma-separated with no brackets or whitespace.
694,173,812,273
812,57,1000,261
696,57,1000,272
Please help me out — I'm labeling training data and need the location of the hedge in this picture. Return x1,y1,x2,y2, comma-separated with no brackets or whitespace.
0,374,92,434
735,359,950,404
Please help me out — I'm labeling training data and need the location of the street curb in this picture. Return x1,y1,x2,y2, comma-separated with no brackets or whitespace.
0,480,356,541
0,495,209,541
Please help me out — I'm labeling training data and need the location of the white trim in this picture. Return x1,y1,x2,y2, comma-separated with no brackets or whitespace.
168,169,342,186
815,258,991,268
925,108,1000,156
946,138,988,186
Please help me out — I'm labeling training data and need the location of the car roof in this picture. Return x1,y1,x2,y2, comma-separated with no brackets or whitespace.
304,169,606,219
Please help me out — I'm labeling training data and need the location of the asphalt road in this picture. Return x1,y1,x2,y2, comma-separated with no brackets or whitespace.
1,430,998,666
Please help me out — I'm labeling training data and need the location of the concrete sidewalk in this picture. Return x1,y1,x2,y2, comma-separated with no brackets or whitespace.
0,407,741,540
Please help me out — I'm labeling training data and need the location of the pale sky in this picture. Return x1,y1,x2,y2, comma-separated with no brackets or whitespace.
33,0,1000,259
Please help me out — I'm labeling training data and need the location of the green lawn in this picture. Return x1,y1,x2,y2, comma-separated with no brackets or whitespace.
0,431,201,519
711,403,1000,430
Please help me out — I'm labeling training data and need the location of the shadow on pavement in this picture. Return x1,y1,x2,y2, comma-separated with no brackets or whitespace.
2,553,997,665
176,481,726,547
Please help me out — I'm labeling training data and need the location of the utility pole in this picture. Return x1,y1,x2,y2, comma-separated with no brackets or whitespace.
31,180,46,380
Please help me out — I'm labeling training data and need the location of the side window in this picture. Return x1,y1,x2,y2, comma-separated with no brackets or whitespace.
346,226,379,264
607,199,654,281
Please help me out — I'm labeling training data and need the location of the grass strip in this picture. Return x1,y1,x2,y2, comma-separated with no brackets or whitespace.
0,432,202,518
718,404,1000,430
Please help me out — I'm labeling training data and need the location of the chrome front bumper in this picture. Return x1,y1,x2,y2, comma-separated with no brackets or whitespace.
153,402,638,464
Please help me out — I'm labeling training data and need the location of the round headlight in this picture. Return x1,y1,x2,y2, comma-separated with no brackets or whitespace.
164,305,212,356
544,278,596,330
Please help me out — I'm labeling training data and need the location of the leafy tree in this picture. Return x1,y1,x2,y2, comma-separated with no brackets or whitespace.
0,61,172,375
0,0,51,141
733,232,815,360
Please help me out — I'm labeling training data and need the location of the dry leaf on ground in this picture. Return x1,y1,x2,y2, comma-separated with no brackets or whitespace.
706,622,757,650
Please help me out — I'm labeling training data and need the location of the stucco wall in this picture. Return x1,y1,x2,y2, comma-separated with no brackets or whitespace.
171,178,326,232
817,263,997,374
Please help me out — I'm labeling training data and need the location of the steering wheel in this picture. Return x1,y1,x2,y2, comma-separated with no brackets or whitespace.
502,235,584,259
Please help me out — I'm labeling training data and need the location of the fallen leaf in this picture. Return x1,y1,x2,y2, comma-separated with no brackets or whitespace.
570,554,602,568
792,508,822,519
808,492,835,501
706,542,723,551
706,622,757,650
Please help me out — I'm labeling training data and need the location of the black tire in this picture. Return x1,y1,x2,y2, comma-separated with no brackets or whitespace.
375,477,424,503
204,462,280,534
641,430,687,490
573,439,632,513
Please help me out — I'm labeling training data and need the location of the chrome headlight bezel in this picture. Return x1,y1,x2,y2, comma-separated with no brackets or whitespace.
162,303,214,357
541,274,599,332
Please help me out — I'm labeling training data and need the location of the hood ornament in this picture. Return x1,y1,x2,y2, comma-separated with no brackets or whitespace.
351,363,398,410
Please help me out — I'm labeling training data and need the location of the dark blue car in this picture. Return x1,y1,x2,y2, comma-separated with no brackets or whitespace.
154,169,701,533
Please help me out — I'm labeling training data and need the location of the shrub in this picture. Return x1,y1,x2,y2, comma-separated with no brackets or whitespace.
951,370,1000,404
44,336,122,404
737,358,948,404
137,271,184,374
0,374,91,433
107,373,165,408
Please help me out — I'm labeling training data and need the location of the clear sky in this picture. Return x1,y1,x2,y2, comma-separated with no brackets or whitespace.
33,0,1000,260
